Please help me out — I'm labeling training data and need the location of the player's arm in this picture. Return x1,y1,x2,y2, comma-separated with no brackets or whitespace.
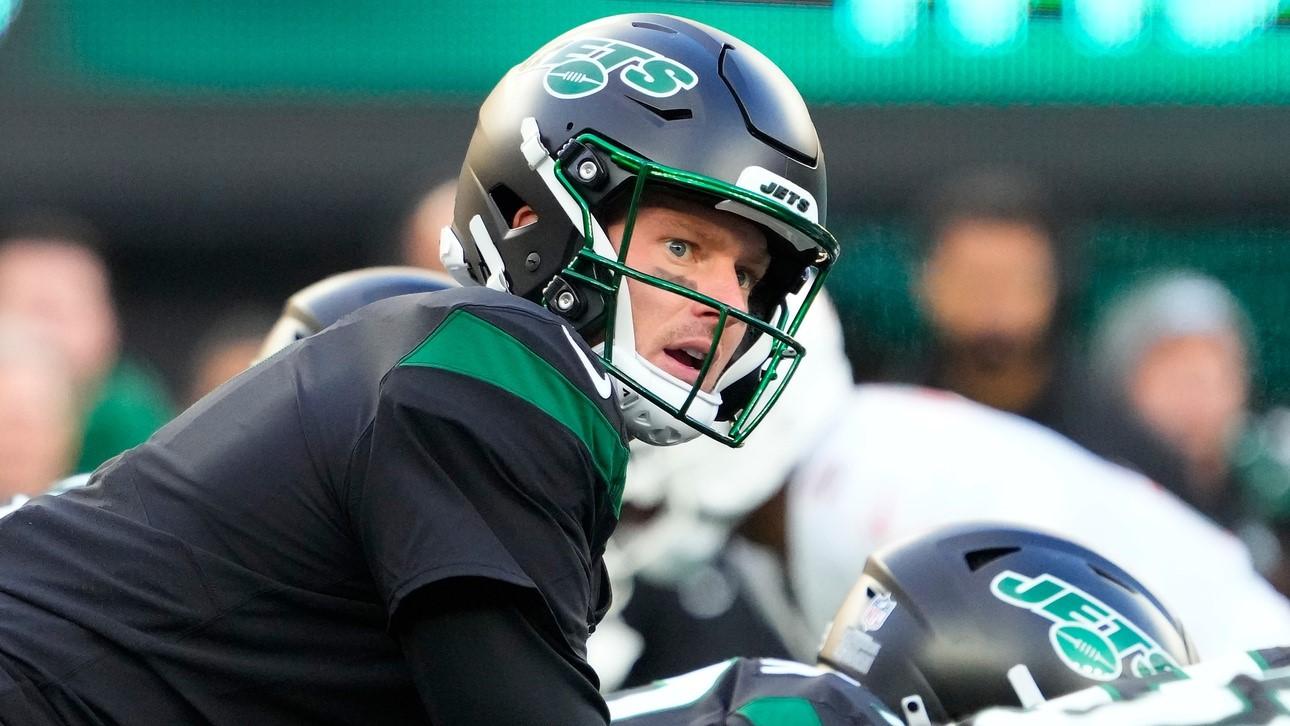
394,578,608,724
354,303,627,723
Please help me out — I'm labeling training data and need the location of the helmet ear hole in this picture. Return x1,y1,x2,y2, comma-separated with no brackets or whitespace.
488,184,529,230
963,546,1020,572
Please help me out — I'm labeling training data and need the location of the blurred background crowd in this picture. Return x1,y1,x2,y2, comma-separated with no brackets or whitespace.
4,0,1290,695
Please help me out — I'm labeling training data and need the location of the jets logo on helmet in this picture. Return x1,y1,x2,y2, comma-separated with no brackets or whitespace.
819,525,1196,724
533,37,699,99
991,570,1183,682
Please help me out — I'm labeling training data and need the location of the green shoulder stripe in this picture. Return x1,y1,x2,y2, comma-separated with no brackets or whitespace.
400,308,627,514
734,697,824,726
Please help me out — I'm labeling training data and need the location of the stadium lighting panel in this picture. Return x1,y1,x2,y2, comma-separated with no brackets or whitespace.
937,0,1031,51
0,0,19,41
1161,0,1281,51
1066,0,1147,53
841,0,922,50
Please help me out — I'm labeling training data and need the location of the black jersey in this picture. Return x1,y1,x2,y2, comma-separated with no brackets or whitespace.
607,657,899,725
0,287,628,724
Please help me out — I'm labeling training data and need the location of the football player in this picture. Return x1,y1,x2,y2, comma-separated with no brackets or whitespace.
818,524,1196,724
605,524,1198,725
0,13,836,725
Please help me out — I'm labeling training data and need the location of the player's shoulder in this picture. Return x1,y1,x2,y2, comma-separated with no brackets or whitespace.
403,285,596,358
377,284,552,322
384,287,621,412
325,286,613,401
374,286,629,475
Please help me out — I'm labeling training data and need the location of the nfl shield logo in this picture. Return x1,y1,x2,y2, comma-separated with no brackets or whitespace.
860,592,897,632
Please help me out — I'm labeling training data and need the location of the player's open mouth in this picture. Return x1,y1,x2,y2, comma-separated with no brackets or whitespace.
662,346,708,384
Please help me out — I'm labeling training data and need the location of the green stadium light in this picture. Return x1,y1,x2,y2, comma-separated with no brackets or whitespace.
1162,0,1279,51
0,0,19,40
1066,0,1147,53
938,0,1030,52
840,0,922,51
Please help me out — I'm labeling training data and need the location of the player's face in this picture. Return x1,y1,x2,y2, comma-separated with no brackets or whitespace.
1129,332,1249,481
606,198,769,391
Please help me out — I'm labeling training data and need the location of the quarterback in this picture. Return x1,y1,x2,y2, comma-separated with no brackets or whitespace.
0,13,836,725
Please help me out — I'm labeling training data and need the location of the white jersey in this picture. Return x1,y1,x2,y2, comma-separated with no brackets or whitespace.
788,384,1290,659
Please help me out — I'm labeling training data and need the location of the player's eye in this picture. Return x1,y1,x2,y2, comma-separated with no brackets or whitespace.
665,239,691,259
735,267,760,291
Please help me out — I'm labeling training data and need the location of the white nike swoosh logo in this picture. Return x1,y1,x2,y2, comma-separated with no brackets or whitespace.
563,327,613,399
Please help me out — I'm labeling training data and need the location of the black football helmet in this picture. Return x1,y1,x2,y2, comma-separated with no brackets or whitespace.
258,266,457,360
817,524,1198,725
443,13,838,447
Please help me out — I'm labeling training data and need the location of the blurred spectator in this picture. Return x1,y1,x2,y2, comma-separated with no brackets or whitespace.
0,212,173,472
397,178,456,273
900,167,1186,491
1091,271,1255,519
1088,269,1290,592
184,307,275,406
0,318,79,500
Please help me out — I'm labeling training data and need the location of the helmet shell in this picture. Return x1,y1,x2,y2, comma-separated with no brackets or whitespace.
258,266,456,359
819,524,1197,723
454,12,825,300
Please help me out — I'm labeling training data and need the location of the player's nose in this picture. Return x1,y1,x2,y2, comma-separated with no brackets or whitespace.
691,259,748,317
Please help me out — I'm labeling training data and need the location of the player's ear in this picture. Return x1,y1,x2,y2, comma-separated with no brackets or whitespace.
511,205,538,230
